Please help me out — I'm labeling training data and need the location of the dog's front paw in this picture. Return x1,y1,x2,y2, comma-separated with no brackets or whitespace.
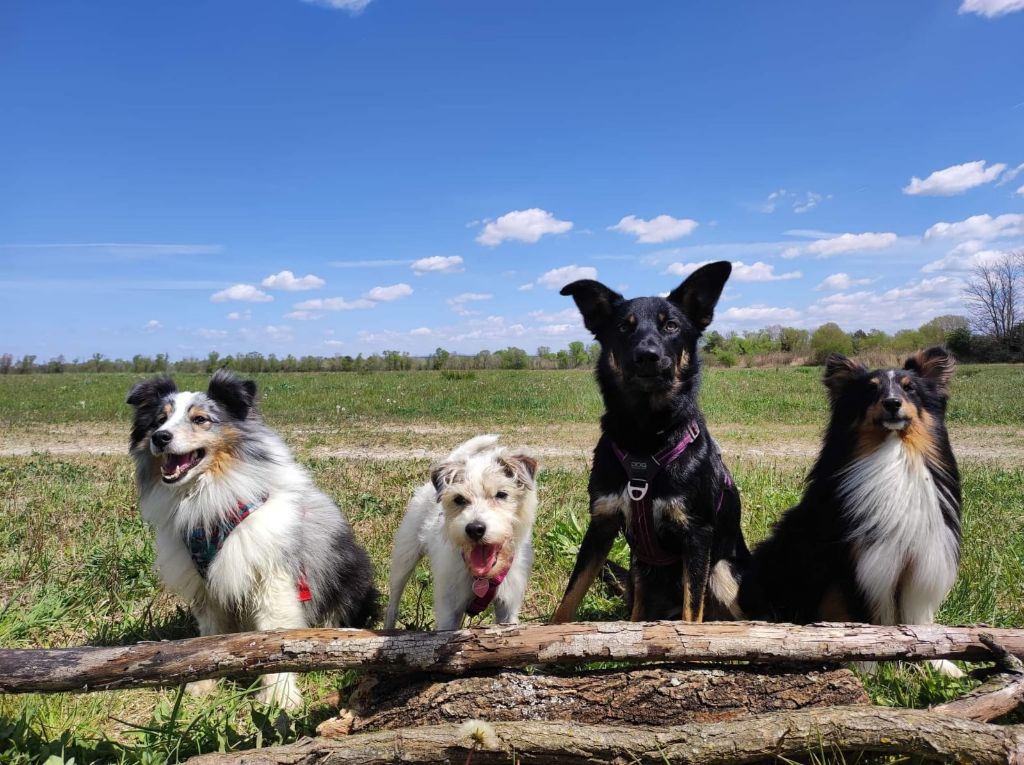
928,659,965,678
185,679,220,697
257,673,304,710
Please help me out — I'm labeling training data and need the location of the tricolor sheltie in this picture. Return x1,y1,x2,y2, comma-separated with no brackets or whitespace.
738,347,962,674
127,370,378,708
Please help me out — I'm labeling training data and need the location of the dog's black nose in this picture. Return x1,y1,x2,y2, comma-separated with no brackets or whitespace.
465,521,486,541
633,346,660,370
882,397,902,414
151,430,173,448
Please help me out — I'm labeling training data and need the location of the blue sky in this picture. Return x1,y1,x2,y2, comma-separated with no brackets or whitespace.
2,0,1023,360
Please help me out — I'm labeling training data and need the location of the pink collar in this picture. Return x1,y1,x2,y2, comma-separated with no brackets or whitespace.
464,557,513,617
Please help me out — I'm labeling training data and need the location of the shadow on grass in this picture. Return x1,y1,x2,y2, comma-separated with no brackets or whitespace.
86,602,197,647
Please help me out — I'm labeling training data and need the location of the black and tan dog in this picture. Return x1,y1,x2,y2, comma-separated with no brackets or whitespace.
551,261,748,623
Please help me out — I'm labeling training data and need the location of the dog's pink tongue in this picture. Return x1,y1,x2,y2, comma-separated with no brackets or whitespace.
167,453,192,469
468,544,499,577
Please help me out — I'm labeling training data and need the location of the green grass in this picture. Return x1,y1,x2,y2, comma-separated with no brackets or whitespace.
0,365,1022,762
1,364,1022,428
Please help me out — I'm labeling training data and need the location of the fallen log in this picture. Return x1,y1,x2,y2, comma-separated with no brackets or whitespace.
932,634,1024,722
3,621,1022,694
186,708,1024,765
341,664,868,732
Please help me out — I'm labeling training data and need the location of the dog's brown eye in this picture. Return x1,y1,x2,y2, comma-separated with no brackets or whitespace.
901,379,913,391
618,322,631,334
156,415,167,424
453,495,468,507
192,415,208,425
495,491,508,500
663,320,679,333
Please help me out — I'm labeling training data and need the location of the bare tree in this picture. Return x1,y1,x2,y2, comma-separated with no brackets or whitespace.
963,250,1023,342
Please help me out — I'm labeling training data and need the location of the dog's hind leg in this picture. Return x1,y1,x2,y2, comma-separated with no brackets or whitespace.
551,513,621,623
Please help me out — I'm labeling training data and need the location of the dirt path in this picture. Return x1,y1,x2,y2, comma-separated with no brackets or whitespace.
2,421,1021,467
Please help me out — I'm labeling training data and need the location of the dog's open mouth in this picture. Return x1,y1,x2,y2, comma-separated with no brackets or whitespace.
882,416,910,432
466,543,501,577
161,449,206,483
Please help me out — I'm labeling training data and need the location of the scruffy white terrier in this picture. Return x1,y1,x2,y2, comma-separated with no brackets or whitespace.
384,435,539,631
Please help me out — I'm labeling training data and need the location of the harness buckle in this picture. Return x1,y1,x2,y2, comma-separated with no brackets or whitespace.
687,420,701,442
627,479,649,502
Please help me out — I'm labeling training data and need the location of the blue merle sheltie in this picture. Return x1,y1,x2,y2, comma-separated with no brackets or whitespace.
127,370,378,707
551,261,748,623
738,347,962,674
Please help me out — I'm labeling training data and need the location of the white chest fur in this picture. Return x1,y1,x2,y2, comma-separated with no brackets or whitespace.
837,434,958,625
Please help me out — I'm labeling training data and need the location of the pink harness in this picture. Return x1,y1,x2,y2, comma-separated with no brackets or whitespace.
611,421,730,567
464,557,512,617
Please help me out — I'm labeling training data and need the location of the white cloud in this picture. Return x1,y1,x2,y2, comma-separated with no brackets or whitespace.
663,260,800,282
806,276,964,328
301,0,372,13
476,208,573,246
363,283,413,302
226,310,252,321
195,328,228,340
294,297,376,311
959,0,1024,17
210,284,274,303
924,213,1024,241
721,305,801,323
528,308,580,323
265,325,292,341
815,273,876,291
409,327,434,336
536,265,597,290
609,214,698,244
1017,184,1024,196
411,255,463,274
921,247,1008,273
758,190,831,214
143,319,162,333
785,232,899,259
903,160,1007,196
996,162,1024,186
324,339,345,348
261,270,326,291
538,323,575,336
448,292,493,316
517,283,534,291
284,310,323,320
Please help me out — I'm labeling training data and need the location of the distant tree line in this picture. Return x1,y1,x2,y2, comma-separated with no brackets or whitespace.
2,310,1020,376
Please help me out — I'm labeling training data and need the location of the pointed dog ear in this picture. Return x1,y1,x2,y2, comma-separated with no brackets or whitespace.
904,346,955,394
126,376,177,408
499,451,539,490
667,261,732,332
823,353,867,401
560,279,624,335
207,369,258,420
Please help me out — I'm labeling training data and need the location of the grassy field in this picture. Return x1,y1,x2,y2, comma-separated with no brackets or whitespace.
0,367,1022,763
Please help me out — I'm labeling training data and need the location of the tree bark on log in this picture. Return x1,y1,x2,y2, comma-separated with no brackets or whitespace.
342,664,868,732
3,621,1023,694
186,708,1024,765
932,673,1024,722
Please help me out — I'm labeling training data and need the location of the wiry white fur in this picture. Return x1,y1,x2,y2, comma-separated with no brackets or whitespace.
384,435,538,631
839,432,962,676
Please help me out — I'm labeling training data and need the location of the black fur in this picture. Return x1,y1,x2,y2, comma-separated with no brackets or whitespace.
126,376,177,449
207,369,258,420
552,261,748,622
737,347,961,623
